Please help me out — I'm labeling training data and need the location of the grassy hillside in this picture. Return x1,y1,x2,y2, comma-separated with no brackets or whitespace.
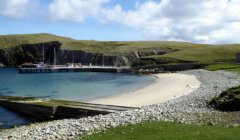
205,63,240,72
0,33,240,64
81,121,240,140
0,33,73,49
146,44,240,64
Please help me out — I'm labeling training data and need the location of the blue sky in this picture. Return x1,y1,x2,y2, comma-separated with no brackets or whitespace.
0,0,240,44
0,0,149,41
0,16,142,41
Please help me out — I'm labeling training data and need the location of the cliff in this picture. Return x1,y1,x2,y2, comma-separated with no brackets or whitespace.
1,33,239,69
0,41,167,67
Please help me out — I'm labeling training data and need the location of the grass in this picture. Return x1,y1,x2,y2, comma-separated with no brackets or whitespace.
81,121,240,140
1,33,240,66
0,33,73,49
143,44,240,64
0,33,239,56
209,86,240,111
204,63,240,72
0,96,93,107
0,95,38,102
33,100,84,106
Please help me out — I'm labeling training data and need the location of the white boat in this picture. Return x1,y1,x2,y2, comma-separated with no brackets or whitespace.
0,63,4,67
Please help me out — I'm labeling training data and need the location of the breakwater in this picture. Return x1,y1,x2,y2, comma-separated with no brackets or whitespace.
19,66,131,74
0,96,137,121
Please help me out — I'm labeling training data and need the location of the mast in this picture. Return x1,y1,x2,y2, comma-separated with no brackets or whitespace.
72,54,75,64
102,55,104,66
42,44,44,63
53,47,56,66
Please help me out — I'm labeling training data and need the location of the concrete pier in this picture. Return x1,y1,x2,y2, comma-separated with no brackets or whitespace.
0,96,137,121
19,66,131,74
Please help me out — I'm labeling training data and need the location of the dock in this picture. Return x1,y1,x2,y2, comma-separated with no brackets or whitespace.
19,66,131,74
0,96,137,121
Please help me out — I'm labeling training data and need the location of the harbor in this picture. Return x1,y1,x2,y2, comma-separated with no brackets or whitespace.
18,46,131,73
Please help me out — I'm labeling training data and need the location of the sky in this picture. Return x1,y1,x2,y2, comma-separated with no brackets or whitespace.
0,0,240,44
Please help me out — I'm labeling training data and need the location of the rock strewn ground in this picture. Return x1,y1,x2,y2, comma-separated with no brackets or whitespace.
0,69,240,140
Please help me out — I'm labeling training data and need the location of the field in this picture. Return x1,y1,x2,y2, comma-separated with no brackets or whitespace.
81,121,240,140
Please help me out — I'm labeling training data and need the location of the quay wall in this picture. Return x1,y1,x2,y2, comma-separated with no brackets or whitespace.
18,67,130,74
0,100,54,121
0,101,113,121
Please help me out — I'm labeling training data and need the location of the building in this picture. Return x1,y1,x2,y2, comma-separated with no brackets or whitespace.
236,53,240,63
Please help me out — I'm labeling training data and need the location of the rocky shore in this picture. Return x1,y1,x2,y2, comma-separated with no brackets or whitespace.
1,69,240,140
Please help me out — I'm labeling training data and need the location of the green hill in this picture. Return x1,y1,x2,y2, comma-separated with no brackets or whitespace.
0,33,240,65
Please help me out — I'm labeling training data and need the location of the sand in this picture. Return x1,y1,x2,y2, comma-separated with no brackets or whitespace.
89,73,201,107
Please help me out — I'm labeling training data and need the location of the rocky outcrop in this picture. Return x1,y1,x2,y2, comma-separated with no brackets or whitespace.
236,53,240,63
0,41,167,66
114,50,166,66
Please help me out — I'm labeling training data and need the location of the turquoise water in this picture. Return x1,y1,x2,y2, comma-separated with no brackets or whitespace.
0,68,155,128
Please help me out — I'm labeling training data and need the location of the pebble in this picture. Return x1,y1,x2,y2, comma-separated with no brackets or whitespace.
0,69,240,140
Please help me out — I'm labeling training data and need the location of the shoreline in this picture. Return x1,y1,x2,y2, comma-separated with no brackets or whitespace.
89,73,201,107
1,69,240,140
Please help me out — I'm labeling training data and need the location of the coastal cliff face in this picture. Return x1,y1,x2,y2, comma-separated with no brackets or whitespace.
0,41,61,66
0,41,166,66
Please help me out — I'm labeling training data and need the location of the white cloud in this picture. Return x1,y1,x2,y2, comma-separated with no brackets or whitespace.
0,0,38,18
101,0,240,43
48,0,110,22
1,0,240,43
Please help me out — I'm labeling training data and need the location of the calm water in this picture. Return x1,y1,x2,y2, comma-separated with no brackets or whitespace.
0,68,155,128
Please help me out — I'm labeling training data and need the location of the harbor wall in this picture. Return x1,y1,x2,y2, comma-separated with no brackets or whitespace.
0,100,54,121
18,67,131,73
0,100,112,121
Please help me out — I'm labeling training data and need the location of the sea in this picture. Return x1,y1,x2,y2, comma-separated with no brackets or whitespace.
0,68,155,128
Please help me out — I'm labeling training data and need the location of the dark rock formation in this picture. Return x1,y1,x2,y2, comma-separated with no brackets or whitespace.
0,41,167,67
0,41,61,66
236,53,240,63
209,86,240,111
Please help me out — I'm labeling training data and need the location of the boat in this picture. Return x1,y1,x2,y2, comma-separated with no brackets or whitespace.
0,63,4,68
19,46,48,69
19,62,48,69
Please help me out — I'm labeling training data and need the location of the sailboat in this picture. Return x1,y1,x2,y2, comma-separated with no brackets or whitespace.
66,53,74,68
53,47,57,67
35,44,47,68
20,44,46,68
102,55,104,66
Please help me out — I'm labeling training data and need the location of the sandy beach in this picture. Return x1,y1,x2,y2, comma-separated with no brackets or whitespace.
2,70,239,139
90,73,201,107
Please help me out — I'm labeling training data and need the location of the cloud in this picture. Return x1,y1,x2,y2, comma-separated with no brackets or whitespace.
1,0,240,43
0,0,38,18
102,0,240,43
48,0,110,22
